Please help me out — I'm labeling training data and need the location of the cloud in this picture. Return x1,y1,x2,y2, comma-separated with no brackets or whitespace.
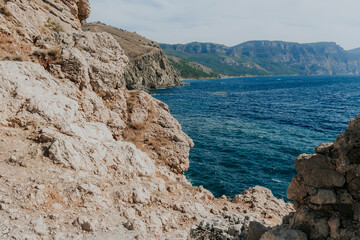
88,0,360,49
130,0,162,8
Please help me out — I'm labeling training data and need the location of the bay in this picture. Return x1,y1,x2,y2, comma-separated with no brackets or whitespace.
152,75,360,199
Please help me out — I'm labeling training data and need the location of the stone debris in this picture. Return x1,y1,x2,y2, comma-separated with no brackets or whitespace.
260,226,307,240
232,186,295,225
190,213,276,240
73,216,95,232
190,213,254,239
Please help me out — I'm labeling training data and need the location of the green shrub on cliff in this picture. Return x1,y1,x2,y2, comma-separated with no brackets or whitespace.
169,58,219,79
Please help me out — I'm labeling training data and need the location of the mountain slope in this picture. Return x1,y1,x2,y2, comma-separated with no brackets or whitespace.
83,22,183,90
167,56,220,79
161,41,360,77
348,47,360,56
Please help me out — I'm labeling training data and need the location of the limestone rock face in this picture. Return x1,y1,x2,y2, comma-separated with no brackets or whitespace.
286,114,360,239
83,22,184,90
189,186,295,240
0,61,291,239
76,0,91,21
122,50,184,90
123,90,194,174
34,31,129,92
0,0,295,239
232,186,295,225
0,0,90,61
189,213,255,240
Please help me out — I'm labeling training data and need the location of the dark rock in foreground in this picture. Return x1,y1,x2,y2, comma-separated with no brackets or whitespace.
286,114,360,239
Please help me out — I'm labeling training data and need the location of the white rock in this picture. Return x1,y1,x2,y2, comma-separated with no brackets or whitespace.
31,217,47,236
124,219,146,231
132,187,151,204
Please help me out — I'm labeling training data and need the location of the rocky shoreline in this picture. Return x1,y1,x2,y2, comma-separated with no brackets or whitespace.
0,0,359,239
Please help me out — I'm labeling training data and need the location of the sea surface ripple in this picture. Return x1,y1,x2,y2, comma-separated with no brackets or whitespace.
152,75,360,199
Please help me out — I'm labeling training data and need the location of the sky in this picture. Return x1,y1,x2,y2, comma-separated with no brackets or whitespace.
88,0,360,50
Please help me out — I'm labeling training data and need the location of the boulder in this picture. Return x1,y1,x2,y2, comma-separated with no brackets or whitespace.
285,115,360,239
73,216,95,232
309,189,337,205
189,213,254,240
260,226,307,240
294,154,345,188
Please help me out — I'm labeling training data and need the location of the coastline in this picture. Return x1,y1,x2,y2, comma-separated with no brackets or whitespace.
179,73,360,81
0,0,359,239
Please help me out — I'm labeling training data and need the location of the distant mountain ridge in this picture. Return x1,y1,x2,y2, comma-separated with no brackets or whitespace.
161,41,360,77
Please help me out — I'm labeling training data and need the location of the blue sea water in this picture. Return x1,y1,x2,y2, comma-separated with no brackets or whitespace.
152,75,360,199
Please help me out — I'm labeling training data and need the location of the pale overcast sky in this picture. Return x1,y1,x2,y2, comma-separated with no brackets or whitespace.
88,0,360,50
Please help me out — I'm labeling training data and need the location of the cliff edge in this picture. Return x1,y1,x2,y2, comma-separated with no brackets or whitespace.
82,22,184,90
0,0,292,239
3,0,358,239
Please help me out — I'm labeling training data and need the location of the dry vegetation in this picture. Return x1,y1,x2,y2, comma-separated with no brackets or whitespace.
122,91,174,168
45,18,64,33
29,47,62,69
0,33,32,62
0,5,12,21
83,22,160,60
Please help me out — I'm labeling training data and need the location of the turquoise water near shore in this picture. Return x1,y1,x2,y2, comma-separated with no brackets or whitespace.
152,76,360,199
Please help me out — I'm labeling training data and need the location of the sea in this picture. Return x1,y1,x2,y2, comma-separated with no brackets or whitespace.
151,75,360,199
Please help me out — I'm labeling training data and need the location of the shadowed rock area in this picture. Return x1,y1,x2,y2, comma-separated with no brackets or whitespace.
283,115,360,240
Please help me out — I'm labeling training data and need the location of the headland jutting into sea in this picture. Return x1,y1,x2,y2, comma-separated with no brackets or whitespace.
0,0,359,239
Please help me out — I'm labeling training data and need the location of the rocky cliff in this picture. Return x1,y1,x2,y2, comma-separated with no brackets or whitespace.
2,0,359,239
161,41,360,77
82,22,183,90
0,1,293,239
284,115,360,239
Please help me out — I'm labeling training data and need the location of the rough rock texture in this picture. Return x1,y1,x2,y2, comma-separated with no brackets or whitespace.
34,31,129,93
76,0,91,21
285,115,360,239
122,90,194,174
189,213,255,239
0,61,293,239
83,22,184,90
0,1,295,239
0,0,89,60
0,0,179,91
188,186,294,240
0,0,130,92
232,186,294,226
260,226,308,240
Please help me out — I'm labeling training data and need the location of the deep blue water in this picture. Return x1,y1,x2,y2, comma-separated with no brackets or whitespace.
152,75,360,199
